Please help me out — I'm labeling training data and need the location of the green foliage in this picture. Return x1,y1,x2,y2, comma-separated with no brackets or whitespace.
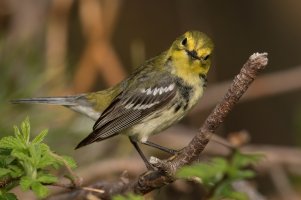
0,191,17,200
113,193,144,200
177,151,262,200
0,117,77,199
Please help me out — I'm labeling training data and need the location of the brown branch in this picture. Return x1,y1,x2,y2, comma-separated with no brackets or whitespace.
49,53,268,199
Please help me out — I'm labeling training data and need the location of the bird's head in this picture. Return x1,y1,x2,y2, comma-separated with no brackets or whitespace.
168,31,214,82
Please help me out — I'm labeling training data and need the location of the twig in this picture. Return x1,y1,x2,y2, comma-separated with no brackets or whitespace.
50,151,82,187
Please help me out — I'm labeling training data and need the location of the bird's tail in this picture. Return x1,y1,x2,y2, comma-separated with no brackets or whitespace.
11,96,79,106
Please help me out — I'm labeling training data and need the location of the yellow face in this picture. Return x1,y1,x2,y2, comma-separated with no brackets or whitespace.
169,31,214,84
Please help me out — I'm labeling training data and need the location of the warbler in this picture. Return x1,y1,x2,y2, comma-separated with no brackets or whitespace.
12,31,214,169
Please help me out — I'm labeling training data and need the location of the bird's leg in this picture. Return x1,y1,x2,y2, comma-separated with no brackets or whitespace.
141,140,178,155
129,137,154,170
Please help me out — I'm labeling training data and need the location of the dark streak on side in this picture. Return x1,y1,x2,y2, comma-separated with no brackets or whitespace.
174,103,182,113
175,77,193,111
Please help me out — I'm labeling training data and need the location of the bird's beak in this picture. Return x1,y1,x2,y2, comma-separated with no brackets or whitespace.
185,49,201,61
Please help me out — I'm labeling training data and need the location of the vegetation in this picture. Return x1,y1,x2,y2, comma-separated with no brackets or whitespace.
177,152,262,200
0,117,76,199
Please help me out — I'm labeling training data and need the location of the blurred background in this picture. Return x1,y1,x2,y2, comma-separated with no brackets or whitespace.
1,0,301,199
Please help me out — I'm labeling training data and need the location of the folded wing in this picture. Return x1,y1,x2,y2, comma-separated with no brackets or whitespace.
75,81,176,149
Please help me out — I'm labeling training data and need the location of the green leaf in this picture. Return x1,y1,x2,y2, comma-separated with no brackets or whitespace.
0,192,18,200
20,117,30,145
177,158,228,186
32,130,48,144
113,193,143,200
37,174,57,184
8,165,23,178
0,137,23,150
36,145,58,169
0,155,15,167
0,168,11,177
39,143,50,152
11,150,31,164
61,156,77,169
13,126,22,144
20,176,34,191
230,169,256,180
28,144,41,167
36,155,56,169
232,152,263,168
213,181,248,200
31,181,49,198
0,117,77,199
0,149,12,157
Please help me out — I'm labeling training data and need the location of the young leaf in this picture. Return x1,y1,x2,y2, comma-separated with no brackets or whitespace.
230,169,255,180
0,168,11,177
31,181,49,198
61,156,77,169
11,150,32,165
213,180,248,200
232,152,262,168
0,117,78,199
8,165,23,178
0,137,23,150
32,130,48,144
0,149,12,157
177,158,228,186
20,176,34,191
1,155,15,167
13,126,23,144
36,154,56,169
28,144,42,167
20,117,30,145
0,192,18,200
37,174,57,184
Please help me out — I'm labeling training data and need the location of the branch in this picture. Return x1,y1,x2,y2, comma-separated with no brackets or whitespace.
132,52,268,194
49,53,269,199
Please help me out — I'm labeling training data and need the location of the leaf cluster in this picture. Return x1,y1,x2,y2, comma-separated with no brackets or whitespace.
0,117,76,199
177,151,262,200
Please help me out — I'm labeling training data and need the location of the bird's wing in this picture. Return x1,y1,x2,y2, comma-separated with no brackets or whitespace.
75,76,176,149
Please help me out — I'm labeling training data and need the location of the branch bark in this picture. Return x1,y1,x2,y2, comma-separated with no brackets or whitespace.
49,53,269,199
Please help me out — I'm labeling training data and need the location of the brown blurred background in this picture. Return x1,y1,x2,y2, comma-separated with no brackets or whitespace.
1,0,301,199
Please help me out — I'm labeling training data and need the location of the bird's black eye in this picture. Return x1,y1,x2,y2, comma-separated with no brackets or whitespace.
204,55,210,60
181,38,187,46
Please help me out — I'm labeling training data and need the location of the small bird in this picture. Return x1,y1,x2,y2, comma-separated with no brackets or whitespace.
12,31,214,169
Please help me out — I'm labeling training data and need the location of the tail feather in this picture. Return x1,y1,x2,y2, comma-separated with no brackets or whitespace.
75,129,118,149
11,96,78,106
75,134,96,149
